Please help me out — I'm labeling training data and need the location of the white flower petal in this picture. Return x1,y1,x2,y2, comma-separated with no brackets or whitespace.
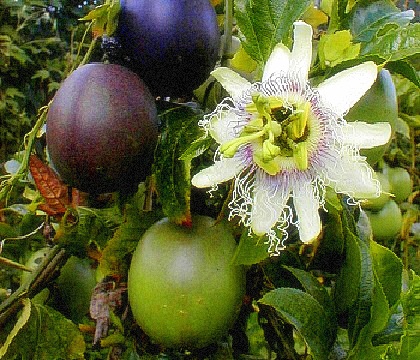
211,67,251,99
293,182,321,242
341,122,392,149
210,109,242,144
289,21,313,83
191,156,245,188
250,172,291,236
325,151,379,198
317,61,378,116
262,43,291,82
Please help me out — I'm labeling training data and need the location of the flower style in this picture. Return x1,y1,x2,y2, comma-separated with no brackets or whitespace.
192,21,392,254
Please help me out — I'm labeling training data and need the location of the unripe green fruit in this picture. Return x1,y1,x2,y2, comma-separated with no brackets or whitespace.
362,172,391,211
384,166,412,203
56,256,97,322
128,216,246,349
366,200,403,241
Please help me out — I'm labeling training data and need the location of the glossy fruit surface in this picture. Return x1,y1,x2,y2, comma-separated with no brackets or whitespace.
384,166,412,203
128,216,245,349
346,69,398,165
116,0,220,96
46,63,158,193
366,200,403,241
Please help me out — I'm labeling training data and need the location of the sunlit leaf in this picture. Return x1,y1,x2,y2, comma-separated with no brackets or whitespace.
302,6,329,29
318,30,360,68
234,0,311,64
361,23,420,62
230,45,258,73
349,0,414,43
31,69,50,81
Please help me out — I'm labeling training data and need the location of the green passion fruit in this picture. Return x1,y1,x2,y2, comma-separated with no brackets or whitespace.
46,63,158,194
361,172,391,211
366,200,403,241
116,0,220,97
384,166,412,203
128,216,246,349
55,256,97,323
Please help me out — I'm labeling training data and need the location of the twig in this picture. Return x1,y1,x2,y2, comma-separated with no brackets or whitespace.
0,246,69,327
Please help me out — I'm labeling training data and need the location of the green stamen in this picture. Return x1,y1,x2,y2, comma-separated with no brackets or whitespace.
221,94,311,173
289,102,310,140
293,142,309,170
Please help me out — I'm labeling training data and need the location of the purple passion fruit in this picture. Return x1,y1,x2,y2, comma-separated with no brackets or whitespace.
128,216,246,349
116,0,220,97
46,63,158,194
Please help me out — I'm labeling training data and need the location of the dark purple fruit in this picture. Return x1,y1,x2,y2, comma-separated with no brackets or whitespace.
46,63,158,194
116,0,220,97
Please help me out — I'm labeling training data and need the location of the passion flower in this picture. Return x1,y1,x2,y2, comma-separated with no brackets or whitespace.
192,22,391,254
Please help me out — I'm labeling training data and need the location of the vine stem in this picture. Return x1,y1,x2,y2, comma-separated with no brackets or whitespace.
221,0,234,67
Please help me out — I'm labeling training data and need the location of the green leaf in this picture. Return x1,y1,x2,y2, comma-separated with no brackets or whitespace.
153,105,202,225
0,299,85,359
349,0,414,43
370,240,402,307
361,23,420,62
333,229,361,316
79,1,121,36
347,236,374,347
232,229,270,265
234,0,311,64
284,266,335,317
0,298,31,358
5,87,25,98
400,270,420,360
78,4,109,21
31,69,50,81
310,196,345,273
386,60,420,89
347,273,390,359
179,134,213,161
260,287,335,360
106,0,121,36
98,186,162,278
318,30,361,68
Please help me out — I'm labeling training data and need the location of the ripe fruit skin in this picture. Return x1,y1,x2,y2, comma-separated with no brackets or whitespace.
366,200,403,241
46,63,158,194
128,216,246,349
117,0,220,96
